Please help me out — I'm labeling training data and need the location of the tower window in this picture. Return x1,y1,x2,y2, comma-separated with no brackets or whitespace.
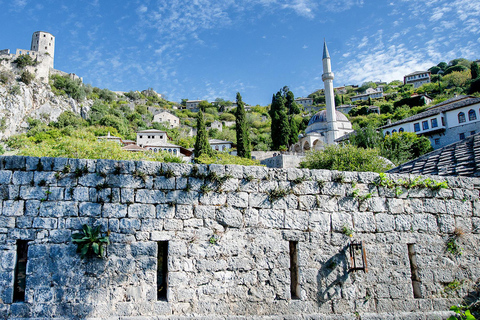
43,34,46,37
14,240,30,302
157,241,168,300
45,47,47,50
289,241,300,299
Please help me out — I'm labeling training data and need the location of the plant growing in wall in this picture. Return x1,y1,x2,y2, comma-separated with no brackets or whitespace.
342,225,354,237
447,305,476,320
72,224,110,259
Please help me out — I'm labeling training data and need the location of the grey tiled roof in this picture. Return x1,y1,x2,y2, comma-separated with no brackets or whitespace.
387,132,480,177
380,96,480,129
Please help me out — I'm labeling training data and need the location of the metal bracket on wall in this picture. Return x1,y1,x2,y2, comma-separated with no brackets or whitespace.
348,241,368,273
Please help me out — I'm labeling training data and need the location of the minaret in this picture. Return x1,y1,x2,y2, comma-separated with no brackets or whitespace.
322,40,339,144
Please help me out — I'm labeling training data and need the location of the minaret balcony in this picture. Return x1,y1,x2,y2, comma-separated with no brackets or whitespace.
322,72,334,81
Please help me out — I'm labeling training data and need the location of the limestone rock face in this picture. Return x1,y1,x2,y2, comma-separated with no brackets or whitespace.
0,80,92,140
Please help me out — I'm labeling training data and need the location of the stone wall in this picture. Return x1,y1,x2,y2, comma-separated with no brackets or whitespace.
0,155,479,319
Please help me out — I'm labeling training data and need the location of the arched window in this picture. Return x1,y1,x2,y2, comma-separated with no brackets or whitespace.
168,149,172,153
469,109,477,121
154,148,157,152
173,149,177,155
385,131,390,136
392,129,397,133
458,112,466,123
399,128,404,132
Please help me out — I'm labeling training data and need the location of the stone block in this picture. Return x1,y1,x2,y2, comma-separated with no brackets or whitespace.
331,211,352,232
316,195,338,212
40,201,78,217
216,207,243,228
19,186,49,200
72,187,89,202
322,182,346,197
0,216,15,228
387,198,404,214
284,210,308,230
164,219,183,231
353,212,376,232
225,164,243,178
176,177,188,190
199,192,226,206
0,170,12,184
121,188,135,204
16,216,33,228
455,216,472,232
412,214,438,233
243,166,268,180
47,187,64,201
175,205,194,219
423,198,446,213
78,173,105,187
309,210,330,232
338,197,359,212
50,230,71,243
154,176,176,190
119,218,141,234
33,217,57,229
258,209,284,228
25,200,40,216
395,215,413,232
239,180,259,193
437,214,455,233
12,171,33,185
2,200,24,216
157,204,176,219
136,189,166,204
107,174,145,189
445,199,472,216
4,155,26,170
375,213,395,232
249,193,271,209
102,203,127,218
79,202,102,217
128,204,156,218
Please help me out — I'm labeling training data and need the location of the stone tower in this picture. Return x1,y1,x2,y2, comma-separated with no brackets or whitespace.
30,31,55,68
322,40,339,144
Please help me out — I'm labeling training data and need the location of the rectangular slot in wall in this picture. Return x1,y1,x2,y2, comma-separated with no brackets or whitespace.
14,240,29,302
157,241,168,301
407,244,422,298
289,241,300,299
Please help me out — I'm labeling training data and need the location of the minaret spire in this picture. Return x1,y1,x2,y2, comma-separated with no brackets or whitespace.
321,40,339,144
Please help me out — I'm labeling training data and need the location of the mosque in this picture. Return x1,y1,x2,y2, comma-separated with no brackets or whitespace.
290,41,353,153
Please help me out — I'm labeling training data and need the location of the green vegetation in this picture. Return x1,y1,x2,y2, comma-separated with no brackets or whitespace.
195,151,260,166
13,54,37,68
235,92,251,158
300,144,393,173
194,111,212,160
20,70,35,85
269,86,300,150
71,224,110,259
447,305,476,320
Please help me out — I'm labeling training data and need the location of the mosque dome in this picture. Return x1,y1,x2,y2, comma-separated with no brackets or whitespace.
305,109,352,135
307,110,349,126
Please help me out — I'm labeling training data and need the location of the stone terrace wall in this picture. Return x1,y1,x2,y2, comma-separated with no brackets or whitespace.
0,155,479,319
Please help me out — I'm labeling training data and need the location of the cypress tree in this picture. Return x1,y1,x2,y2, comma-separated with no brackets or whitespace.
471,62,479,79
235,92,251,158
194,111,211,160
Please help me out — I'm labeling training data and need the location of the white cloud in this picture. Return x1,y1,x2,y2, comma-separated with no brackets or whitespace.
302,45,308,49
357,36,368,49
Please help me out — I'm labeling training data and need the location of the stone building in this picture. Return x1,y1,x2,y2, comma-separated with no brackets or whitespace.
153,111,180,128
404,71,431,88
0,155,478,319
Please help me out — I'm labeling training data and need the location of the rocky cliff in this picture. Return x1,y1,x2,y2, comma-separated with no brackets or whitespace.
0,78,92,141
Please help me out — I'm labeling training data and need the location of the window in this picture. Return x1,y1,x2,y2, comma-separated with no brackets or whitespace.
458,112,466,123
434,138,440,145
431,118,438,128
471,131,476,136
385,131,390,135
157,241,168,300
414,123,420,132
139,135,143,138
459,133,465,140
392,129,397,133
422,121,429,130
441,117,445,126
469,109,477,121
408,244,422,298
399,128,404,132
14,240,29,302
289,241,300,299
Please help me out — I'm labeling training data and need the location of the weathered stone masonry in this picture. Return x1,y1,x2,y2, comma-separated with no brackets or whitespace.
0,155,479,319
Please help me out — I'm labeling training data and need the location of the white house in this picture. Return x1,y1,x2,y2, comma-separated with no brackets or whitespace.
136,129,168,147
404,71,431,88
380,95,480,149
209,120,222,132
186,100,202,110
351,87,383,102
153,111,180,128
294,98,314,107
209,139,235,152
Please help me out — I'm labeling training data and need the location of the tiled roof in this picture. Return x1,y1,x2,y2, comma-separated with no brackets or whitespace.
136,129,167,133
380,96,480,129
404,71,430,77
387,132,480,177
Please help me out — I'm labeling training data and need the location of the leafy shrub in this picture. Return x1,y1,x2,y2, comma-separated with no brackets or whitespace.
50,74,86,101
300,144,393,173
72,224,110,259
20,71,35,85
195,151,261,166
13,54,37,68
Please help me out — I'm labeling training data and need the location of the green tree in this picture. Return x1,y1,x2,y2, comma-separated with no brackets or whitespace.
235,92,251,158
54,111,86,128
381,132,432,165
194,111,211,160
349,125,383,149
269,91,290,150
471,62,479,79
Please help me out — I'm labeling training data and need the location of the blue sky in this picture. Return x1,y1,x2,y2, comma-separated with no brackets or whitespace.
1,0,479,105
